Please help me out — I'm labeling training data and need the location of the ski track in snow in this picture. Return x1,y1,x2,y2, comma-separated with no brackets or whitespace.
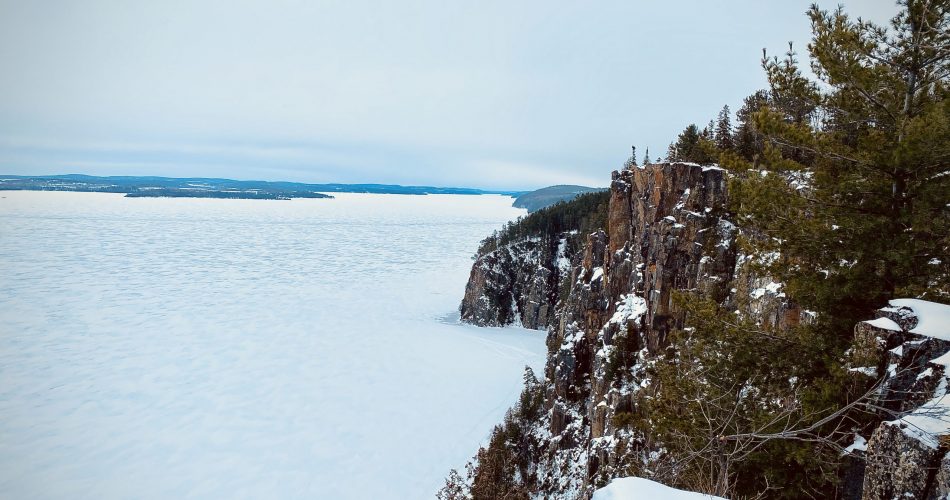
0,191,544,499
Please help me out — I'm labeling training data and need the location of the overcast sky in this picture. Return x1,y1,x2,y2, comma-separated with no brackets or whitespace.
0,0,896,190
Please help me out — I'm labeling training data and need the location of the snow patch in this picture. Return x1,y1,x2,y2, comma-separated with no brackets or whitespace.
888,377,950,449
591,266,605,282
889,299,950,340
864,317,902,332
849,366,878,377
843,434,868,455
592,477,727,500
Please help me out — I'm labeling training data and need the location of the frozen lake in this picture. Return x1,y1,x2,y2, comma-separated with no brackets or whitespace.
0,191,545,499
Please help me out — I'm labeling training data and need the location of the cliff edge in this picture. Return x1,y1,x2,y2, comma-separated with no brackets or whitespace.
450,162,950,499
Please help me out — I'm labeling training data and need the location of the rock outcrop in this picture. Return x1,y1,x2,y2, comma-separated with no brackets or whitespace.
849,302,950,500
460,233,579,329
461,163,778,496
457,162,950,499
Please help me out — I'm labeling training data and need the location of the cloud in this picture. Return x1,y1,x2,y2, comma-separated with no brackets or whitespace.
0,0,900,188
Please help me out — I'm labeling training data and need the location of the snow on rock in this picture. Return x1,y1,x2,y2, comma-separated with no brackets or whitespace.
460,231,580,330
591,266,605,282
860,299,950,499
887,377,950,449
843,433,868,455
608,294,648,327
849,366,878,377
592,477,727,500
889,298,950,340
863,316,902,332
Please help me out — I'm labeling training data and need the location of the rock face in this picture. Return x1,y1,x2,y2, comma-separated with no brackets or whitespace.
460,234,579,329
850,305,950,500
539,163,749,495
458,162,950,498
461,163,771,496
862,423,944,499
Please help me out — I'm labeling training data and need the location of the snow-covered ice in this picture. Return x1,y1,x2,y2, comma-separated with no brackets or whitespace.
0,191,545,499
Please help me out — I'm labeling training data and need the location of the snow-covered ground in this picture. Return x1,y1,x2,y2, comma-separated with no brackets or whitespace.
0,191,545,499
592,477,727,499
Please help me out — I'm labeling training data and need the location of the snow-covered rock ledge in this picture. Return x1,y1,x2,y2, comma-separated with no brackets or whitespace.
854,299,950,500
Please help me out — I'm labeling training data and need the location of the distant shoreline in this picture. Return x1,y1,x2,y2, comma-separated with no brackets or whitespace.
0,174,525,200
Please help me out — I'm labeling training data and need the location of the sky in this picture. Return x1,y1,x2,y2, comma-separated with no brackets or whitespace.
0,0,897,190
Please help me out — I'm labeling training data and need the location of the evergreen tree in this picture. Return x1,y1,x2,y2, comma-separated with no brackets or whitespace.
674,124,700,160
672,124,718,164
623,145,638,169
642,147,651,165
714,105,734,150
701,119,715,140
733,90,770,163
738,0,950,326
658,1,949,494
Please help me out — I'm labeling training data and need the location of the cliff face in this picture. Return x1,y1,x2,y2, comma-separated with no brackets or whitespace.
457,162,950,499
460,233,580,329
460,163,765,496
538,163,754,495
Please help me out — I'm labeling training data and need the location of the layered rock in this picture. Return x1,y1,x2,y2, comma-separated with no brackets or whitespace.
540,163,747,495
461,163,766,496
460,233,579,329
457,162,950,498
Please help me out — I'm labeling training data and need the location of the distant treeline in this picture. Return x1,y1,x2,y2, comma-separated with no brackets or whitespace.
125,189,331,200
478,190,610,255
0,174,522,197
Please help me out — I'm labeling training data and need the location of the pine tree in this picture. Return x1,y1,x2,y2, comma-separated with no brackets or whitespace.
666,142,678,162
660,2,949,494
623,145,638,169
642,147,651,165
714,105,734,150
673,124,718,164
733,90,770,163
701,119,715,140
738,0,950,331
674,124,700,160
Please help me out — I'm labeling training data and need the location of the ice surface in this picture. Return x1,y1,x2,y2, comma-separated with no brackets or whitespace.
0,191,545,499
592,477,727,499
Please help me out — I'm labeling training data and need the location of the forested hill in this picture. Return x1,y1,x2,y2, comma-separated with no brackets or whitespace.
511,185,606,212
444,1,949,498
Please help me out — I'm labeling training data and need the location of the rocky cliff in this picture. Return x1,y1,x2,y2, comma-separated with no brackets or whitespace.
849,300,950,500
460,234,579,329
454,162,950,499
